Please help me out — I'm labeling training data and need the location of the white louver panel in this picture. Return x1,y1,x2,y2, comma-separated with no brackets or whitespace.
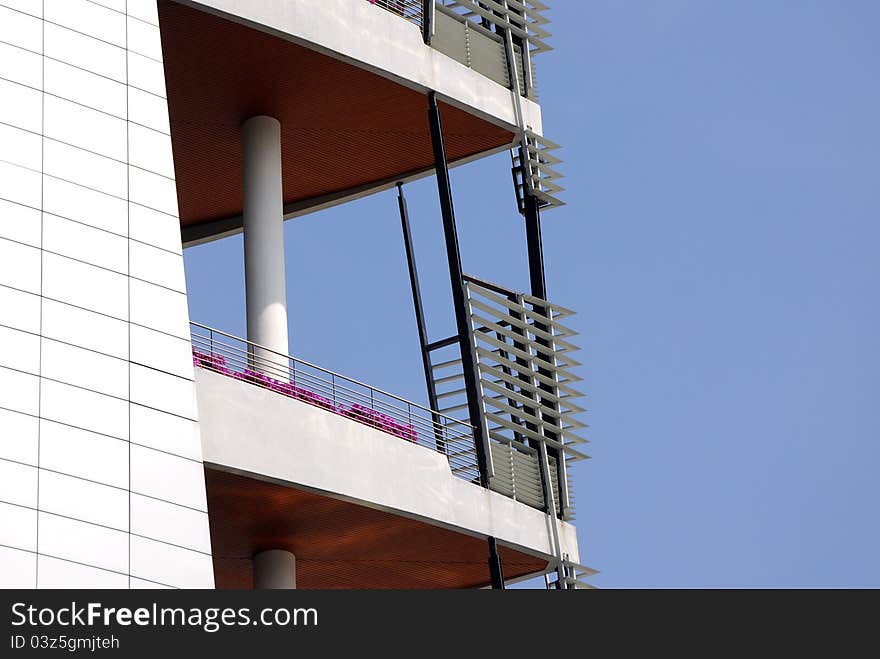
465,278,588,461
490,439,545,510
437,0,553,55
513,130,565,211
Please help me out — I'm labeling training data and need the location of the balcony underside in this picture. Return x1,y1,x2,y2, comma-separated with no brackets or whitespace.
157,1,516,242
206,468,547,589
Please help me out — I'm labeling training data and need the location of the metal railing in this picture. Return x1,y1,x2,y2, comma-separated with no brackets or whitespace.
190,322,480,482
367,0,425,28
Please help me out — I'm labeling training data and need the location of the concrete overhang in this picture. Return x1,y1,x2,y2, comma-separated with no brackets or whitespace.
195,369,579,589
159,0,543,245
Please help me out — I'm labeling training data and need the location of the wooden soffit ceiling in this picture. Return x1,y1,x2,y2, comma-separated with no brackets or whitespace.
157,1,516,229
205,467,549,589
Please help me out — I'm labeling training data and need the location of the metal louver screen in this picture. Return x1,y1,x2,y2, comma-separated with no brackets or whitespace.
433,6,508,86
490,439,545,509
437,0,554,54
462,275,588,517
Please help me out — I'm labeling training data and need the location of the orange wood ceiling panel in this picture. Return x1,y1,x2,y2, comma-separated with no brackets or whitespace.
205,467,549,589
157,1,515,228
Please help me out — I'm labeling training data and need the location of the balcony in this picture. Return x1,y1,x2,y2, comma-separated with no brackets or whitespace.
191,322,479,482
190,323,582,588
190,322,568,511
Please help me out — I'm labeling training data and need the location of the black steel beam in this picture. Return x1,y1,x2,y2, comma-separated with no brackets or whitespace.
487,536,506,590
397,183,445,452
427,91,492,488
425,335,459,352
523,193,548,300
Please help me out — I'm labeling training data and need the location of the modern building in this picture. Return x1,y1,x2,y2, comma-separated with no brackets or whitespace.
0,0,592,589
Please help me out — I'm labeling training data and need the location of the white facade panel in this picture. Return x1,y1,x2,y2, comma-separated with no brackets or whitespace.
43,175,128,235
42,252,128,319
43,213,128,274
0,325,40,375
44,0,127,48
130,404,202,461
39,470,128,531
130,324,194,380
127,15,163,61
130,494,212,554
130,239,186,292
0,78,41,133
0,5,42,52
0,501,37,552
129,165,178,216
40,379,128,440
0,458,38,508
0,1,42,19
130,278,190,339
44,57,128,119
0,365,39,416
39,420,129,490
0,41,42,88
90,0,126,13
44,22,125,83
129,122,175,178
130,535,214,589
0,199,41,248
130,364,197,420
0,161,41,210
0,238,40,294
129,577,171,589
130,444,207,512
40,338,129,399
129,204,180,253
0,122,41,169
43,139,127,199
0,545,36,588
0,407,38,466
128,86,170,135
41,298,129,360
0,285,40,334
128,51,166,98
38,512,129,574
37,555,128,589
127,0,159,27
44,94,128,162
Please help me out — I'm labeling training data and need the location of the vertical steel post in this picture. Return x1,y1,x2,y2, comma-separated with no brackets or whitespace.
523,195,547,299
487,536,506,590
422,0,433,45
427,91,492,488
397,183,445,451
523,192,572,519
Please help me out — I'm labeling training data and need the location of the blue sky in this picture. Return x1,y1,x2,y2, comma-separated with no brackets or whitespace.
184,1,880,587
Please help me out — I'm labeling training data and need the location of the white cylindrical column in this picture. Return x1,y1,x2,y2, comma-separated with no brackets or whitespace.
253,550,296,589
242,115,289,375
